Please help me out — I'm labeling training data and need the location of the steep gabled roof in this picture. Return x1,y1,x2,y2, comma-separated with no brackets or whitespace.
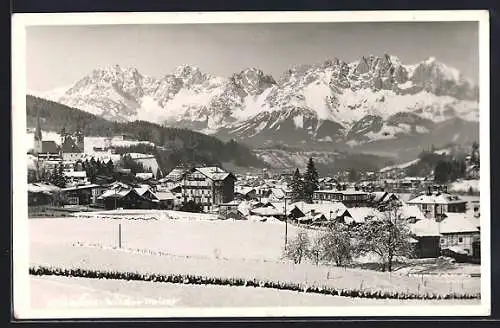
61,137,82,153
41,141,59,154
191,167,236,181
407,192,466,205
343,207,385,224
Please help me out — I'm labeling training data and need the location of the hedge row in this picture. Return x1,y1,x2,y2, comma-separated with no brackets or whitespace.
29,265,480,301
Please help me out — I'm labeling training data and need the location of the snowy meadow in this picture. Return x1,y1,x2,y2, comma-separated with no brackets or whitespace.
29,213,481,309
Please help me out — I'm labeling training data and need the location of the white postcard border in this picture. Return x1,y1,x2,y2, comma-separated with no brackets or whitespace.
11,10,491,319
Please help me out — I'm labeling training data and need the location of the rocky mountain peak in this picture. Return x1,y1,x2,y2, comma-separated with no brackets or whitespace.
231,68,277,96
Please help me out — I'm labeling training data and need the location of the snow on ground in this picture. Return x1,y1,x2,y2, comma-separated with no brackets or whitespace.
380,159,420,173
434,148,452,155
30,216,299,261
31,275,479,310
449,180,480,193
134,96,169,123
29,217,480,297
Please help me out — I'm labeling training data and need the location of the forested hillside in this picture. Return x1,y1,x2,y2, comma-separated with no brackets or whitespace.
26,95,268,170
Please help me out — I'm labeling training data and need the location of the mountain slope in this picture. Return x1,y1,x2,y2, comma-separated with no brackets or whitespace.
26,95,268,170
33,54,479,153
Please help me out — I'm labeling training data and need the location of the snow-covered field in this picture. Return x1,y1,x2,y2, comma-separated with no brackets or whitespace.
29,217,480,298
31,275,479,309
30,216,299,261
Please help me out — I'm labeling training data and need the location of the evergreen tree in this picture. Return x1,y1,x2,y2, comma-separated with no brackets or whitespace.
471,141,479,164
290,168,304,203
303,158,319,203
434,160,451,183
106,159,114,174
50,162,67,188
348,168,360,182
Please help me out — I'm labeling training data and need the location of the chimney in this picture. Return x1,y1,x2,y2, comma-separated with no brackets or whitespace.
427,186,431,195
443,185,448,193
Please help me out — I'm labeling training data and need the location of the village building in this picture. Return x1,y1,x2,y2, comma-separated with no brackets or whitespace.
60,129,85,161
61,183,101,205
409,212,480,259
97,185,159,210
406,189,467,219
181,166,236,212
155,191,175,210
438,213,480,258
218,200,244,220
288,201,348,224
313,189,371,207
27,182,61,206
234,186,258,201
63,170,89,186
409,219,442,258
338,207,385,225
369,191,400,209
135,172,154,181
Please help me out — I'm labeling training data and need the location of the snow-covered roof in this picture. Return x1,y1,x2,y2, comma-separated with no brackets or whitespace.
61,183,99,191
98,188,132,199
407,192,466,205
399,204,426,220
289,201,347,218
237,201,255,216
371,191,387,203
135,172,154,180
27,182,60,193
155,191,175,200
126,152,155,159
250,206,283,217
134,186,154,197
63,171,87,178
314,189,369,195
344,207,384,224
270,188,285,199
219,200,240,206
235,186,256,195
410,219,441,237
163,168,187,181
195,167,233,181
439,214,480,234
443,246,468,255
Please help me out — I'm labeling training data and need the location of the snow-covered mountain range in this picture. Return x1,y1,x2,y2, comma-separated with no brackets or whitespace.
32,54,479,153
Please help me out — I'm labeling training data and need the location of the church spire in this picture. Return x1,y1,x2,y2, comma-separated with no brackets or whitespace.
35,108,42,141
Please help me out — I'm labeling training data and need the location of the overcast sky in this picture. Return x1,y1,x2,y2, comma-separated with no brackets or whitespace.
26,21,479,92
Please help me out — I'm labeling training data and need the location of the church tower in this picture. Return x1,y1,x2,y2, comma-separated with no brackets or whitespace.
34,109,43,154
75,123,85,152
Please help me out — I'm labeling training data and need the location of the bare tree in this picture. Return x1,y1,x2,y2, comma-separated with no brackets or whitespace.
283,231,310,264
353,201,415,272
319,223,355,267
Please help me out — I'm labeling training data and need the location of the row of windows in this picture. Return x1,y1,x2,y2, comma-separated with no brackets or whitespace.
184,189,212,195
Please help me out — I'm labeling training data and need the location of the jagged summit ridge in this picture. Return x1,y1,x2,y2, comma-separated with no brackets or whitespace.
33,54,479,149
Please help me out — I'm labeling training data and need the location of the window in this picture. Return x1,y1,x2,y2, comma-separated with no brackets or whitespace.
459,237,463,243
441,239,444,244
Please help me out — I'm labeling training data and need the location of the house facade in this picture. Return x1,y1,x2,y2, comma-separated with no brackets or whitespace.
313,189,371,207
181,167,236,212
406,191,467,219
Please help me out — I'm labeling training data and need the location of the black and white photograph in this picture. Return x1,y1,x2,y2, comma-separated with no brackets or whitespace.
12,11,490,318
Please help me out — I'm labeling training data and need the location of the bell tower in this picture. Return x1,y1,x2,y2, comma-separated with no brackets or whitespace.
75,123,85,152
34,109,43,154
